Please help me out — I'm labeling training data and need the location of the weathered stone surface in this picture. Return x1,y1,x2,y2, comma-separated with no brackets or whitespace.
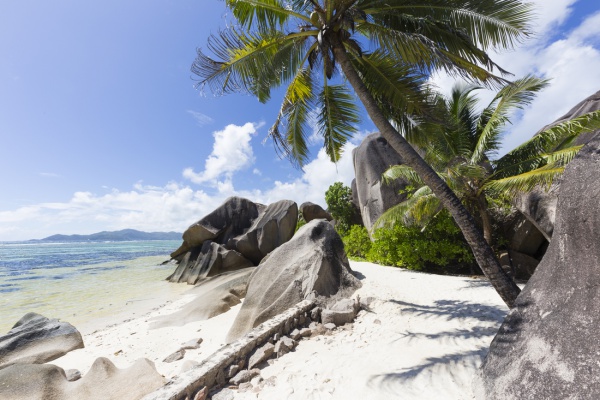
163,349,185,363
475,135,600,399
153,268,255,328
515,90,600,240
300,202,332,222
352,132,407,231
183,197,260,248
321,298,359,326
228,200,298,264
167,242,253,285
65,369,81,382
181,338,203,350
226,220,361,342
229,368,260,385
0,357,164,400
248,343,275,369
499,250,540,280
211,388,235,400
193,386,207,400
274,337,295,357
324,323,336,330
0,313,84,369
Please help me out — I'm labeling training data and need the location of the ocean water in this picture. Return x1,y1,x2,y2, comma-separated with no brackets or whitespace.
0,240,187,334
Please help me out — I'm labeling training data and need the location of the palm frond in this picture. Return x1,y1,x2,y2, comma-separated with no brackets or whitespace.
471,75,549,164
375,185,439,228
225,0,310,30
268,67,315,166
382,164,424,186
483,166,565,196
318,84,360,162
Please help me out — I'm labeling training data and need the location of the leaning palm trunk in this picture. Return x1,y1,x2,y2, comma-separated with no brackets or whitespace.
331,39,521,307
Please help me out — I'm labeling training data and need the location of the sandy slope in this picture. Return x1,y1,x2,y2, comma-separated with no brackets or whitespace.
53,261,510,399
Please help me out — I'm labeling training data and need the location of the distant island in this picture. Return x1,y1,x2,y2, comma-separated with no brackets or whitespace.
32,229,182,242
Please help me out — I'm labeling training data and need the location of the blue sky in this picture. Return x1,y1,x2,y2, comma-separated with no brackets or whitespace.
1,0,599,241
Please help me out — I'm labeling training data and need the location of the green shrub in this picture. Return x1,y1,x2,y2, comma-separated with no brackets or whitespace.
325,182,354,235
295,213,307,232
342,225,372,259
367,212,474,271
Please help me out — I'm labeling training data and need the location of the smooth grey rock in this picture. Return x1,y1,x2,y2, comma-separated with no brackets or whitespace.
226,220,361,342
321,308,355,327
475,135,600,399
248,343,275,369
324,323,336,330
65,369,81,382
274,337,294,357
0,313,84,369
300,202,332,222
152,268,254,328
228,200,298,264
499,250,540,280
352,132,407,231
229,368,260,385
0,357,164,400
181,338,203,350
298,328,312,338
227,364,239,379
162,349,185,363
183,197,259,248
289,329,302,341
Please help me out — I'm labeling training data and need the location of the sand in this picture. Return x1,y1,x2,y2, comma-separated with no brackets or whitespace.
52,261,511,399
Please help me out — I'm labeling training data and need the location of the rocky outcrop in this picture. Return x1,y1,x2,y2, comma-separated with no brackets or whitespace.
299,202,332,222
352,133,407,231
168,197,298,284
228,200,298,264
515,90,600,240
0,313,84,369
0,357,164,400
226,220,361,343
474,135,600,399
151,268,255,328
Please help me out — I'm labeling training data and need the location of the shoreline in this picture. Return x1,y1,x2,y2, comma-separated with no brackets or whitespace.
49,261,510,399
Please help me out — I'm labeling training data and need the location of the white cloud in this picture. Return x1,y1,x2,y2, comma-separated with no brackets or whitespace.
183,122,257,184
186,110,214,126
39,172,61,178
252,168,262,176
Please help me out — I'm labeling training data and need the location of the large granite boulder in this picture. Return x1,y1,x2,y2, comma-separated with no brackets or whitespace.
0,313,84,369
166,241,253,285
299,202,332,222
151,268,255,328
515,90,600,240
226,220,361,343
474,135,600,399
352,132,407,231
0,357,164,400
228,200,298,264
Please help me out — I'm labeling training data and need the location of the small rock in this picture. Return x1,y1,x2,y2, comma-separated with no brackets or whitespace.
360,296,376,310
373,319,381,325
227,364,239,378
273,333,280,342
193,386,207,400
180,360,200,373
263,376,277,387
212,388,234,400
311,307,321,322
238,382,253,392
65,369,81,381
248,342,275,369
289,329,302,340
181,338,203,350
230,368,260,385
321,308,355,327
163,349,185,363
309,321,318,329
274,337,294,357
324,323,336,330
250,375,263,387
298,327,311,338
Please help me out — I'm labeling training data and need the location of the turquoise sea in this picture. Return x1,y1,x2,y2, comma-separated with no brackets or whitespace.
0,240,186,334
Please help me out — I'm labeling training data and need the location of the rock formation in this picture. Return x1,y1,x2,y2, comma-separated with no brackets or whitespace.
515,90,600,240
151,268,255,328
352,132,407,231
0,357,164,400
167,197,298,284
0,313,84,369
474,135,600,399
299,202,332,222
226,219,361,342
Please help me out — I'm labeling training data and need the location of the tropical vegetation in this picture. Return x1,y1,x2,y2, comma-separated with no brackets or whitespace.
378,78,600,245
191,0,539,307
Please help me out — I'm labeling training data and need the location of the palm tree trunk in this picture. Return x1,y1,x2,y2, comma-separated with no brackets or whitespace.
331,41,520,308
477,196,494,246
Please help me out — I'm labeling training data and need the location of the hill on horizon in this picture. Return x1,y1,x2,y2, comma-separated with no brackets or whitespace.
33,229,182,242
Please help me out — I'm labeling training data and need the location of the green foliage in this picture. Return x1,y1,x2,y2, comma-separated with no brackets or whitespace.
325,182,355,235
295,213,307,232
367,212,474,271
342,225,372,259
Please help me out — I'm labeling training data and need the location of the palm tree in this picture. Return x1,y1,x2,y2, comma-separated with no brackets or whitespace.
191,0,535,307
379,77,600,246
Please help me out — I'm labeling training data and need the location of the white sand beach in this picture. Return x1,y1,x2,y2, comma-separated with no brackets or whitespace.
52,261,510,399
